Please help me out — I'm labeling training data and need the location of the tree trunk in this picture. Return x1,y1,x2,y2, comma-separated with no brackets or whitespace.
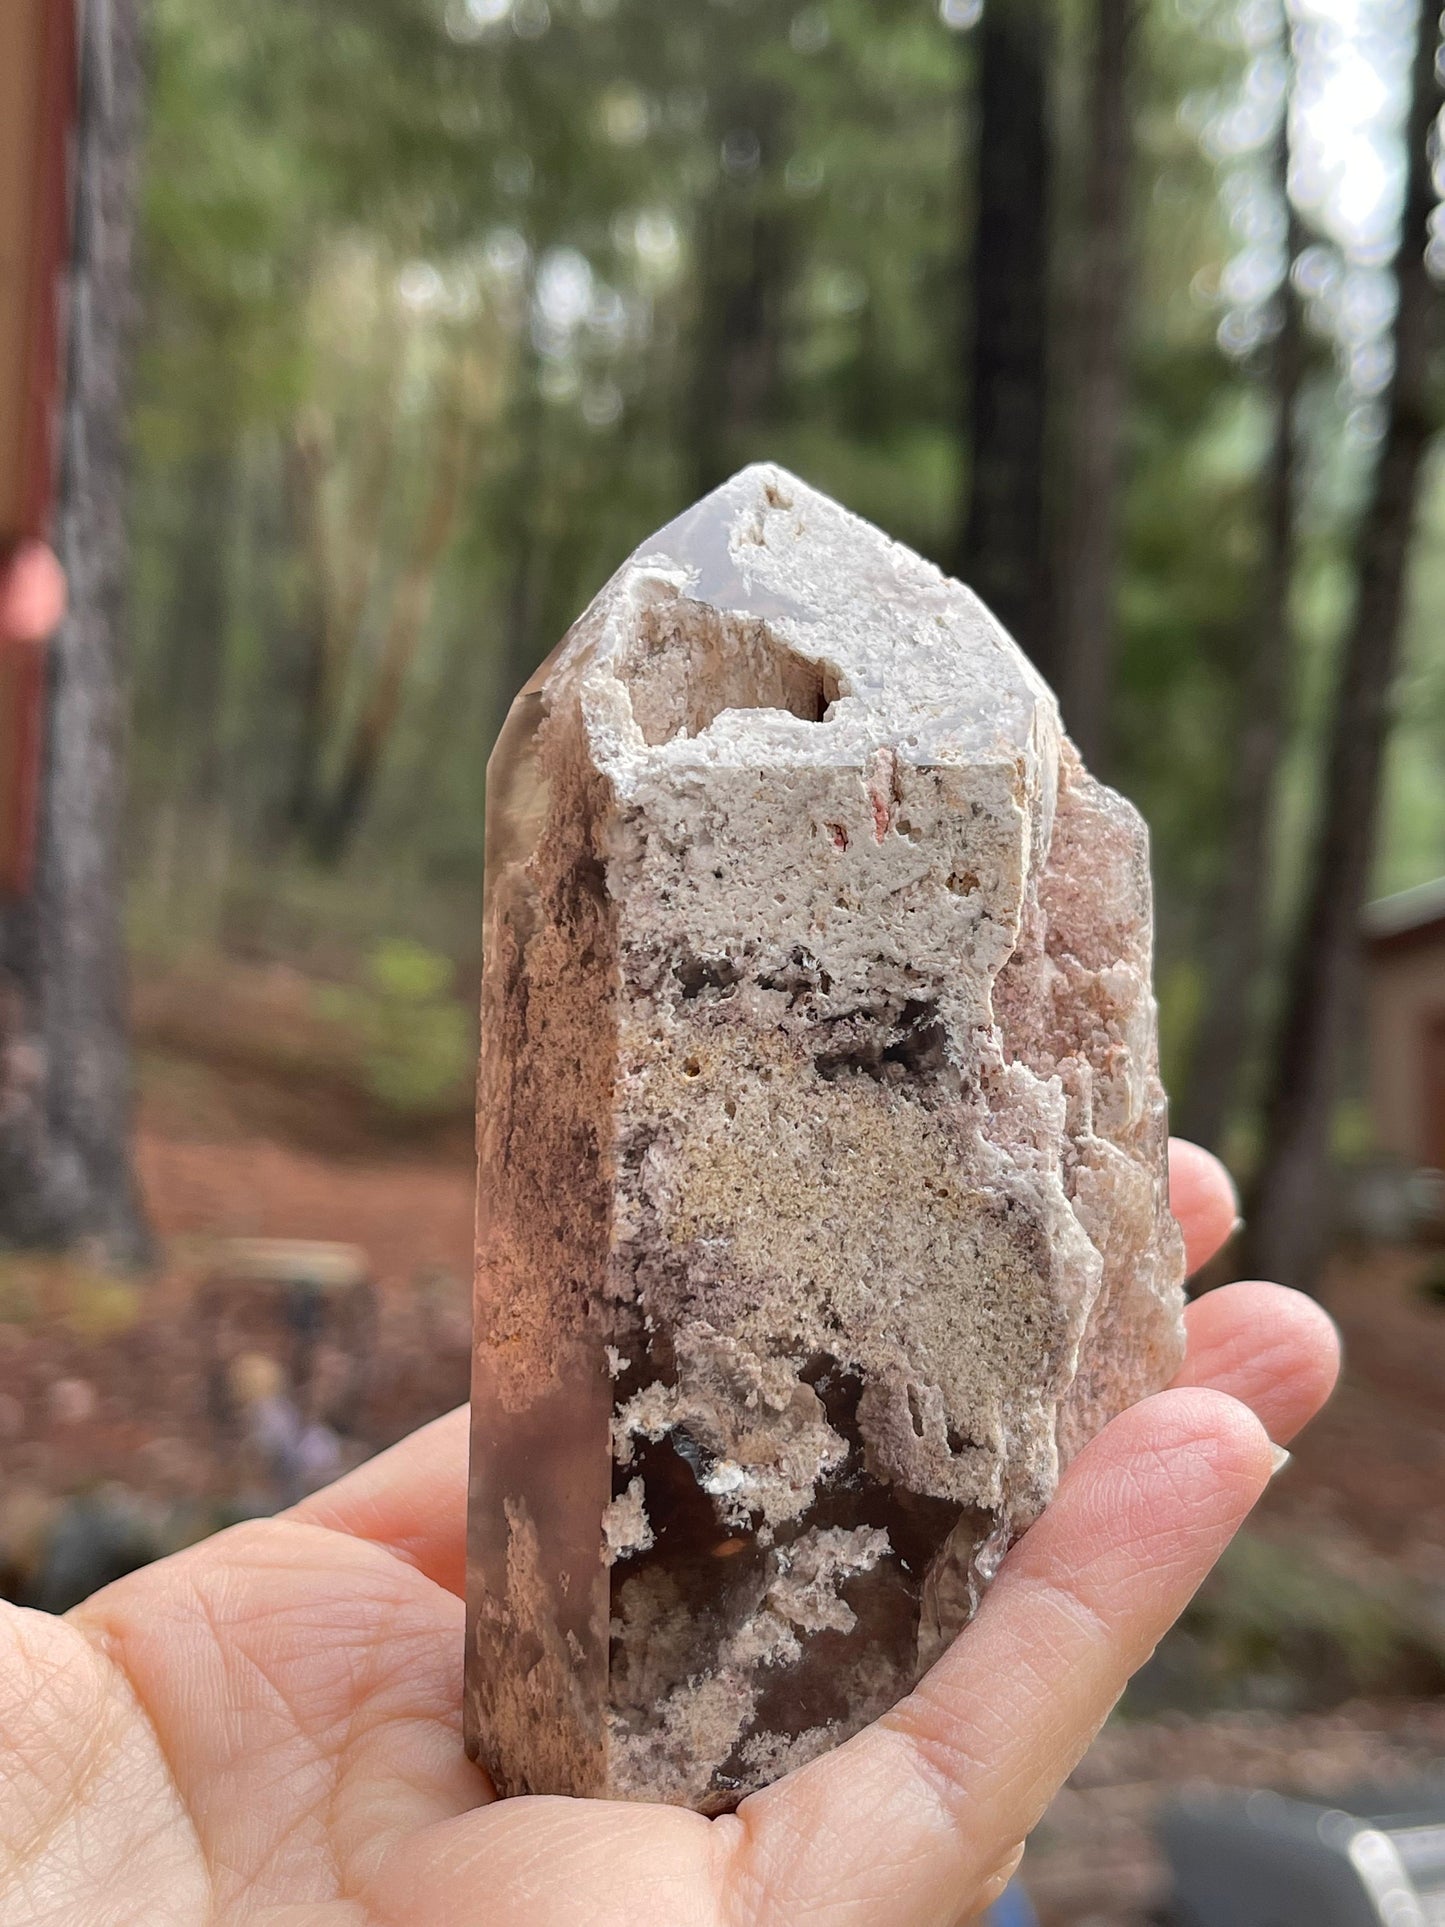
1053,0,1137,766
0,0,149,1263
1242,0,1442,1292
1177,83,1305,1155
688,86,792,502
957,0,1052,668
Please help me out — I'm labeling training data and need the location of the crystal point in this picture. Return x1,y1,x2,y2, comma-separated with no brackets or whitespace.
465,464,1185,1811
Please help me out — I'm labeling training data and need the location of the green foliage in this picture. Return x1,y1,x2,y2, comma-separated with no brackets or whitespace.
1131,1531,1445,1713
123,0,1445,1148
0,1264,38,1328
318,941,474,1116
0,1260,142,1338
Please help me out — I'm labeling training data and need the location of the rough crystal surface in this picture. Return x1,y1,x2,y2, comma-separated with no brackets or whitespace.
465,464,1186,1812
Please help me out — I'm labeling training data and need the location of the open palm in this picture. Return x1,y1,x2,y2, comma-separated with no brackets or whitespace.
0,1141,1337,1927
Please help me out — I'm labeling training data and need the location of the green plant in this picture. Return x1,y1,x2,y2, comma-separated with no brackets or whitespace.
318,940,473,1116
0,1261,39,1328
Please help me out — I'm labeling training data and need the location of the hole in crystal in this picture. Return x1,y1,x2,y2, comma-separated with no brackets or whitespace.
907,1385,926,1439
814,997,947,1086
675,951,742,999
623,598,845,746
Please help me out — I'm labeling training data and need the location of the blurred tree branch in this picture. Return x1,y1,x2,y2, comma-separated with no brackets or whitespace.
311,378,475,863
280,310,484,866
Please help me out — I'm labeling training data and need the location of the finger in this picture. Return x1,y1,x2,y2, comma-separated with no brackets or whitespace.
288,1404,469,1598
0,541,66,642
1168,1137,1239,1276
726,1387,1272,1927
364,1796,722,1927
1176,1279,1339,1444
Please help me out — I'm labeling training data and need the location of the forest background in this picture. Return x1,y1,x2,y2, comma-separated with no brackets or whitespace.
3,10,1445,1898
121,0,1445,1280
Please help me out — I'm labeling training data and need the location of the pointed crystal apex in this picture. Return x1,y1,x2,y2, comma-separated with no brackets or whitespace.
634,467,818,623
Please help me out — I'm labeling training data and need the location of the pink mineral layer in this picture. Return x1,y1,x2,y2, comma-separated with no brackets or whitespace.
465,464,1185,1813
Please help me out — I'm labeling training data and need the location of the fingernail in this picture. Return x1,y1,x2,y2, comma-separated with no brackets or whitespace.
1270,1444,1291,1478
1230,1216,1245,1238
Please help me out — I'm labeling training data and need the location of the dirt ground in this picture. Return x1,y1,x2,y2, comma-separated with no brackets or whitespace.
0,1021,477,1569
1256,1240,1445,1577
3,975,1443,1923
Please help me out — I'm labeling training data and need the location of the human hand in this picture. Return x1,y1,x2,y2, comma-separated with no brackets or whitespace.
0,541,66,644
0,1142,1338,1927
